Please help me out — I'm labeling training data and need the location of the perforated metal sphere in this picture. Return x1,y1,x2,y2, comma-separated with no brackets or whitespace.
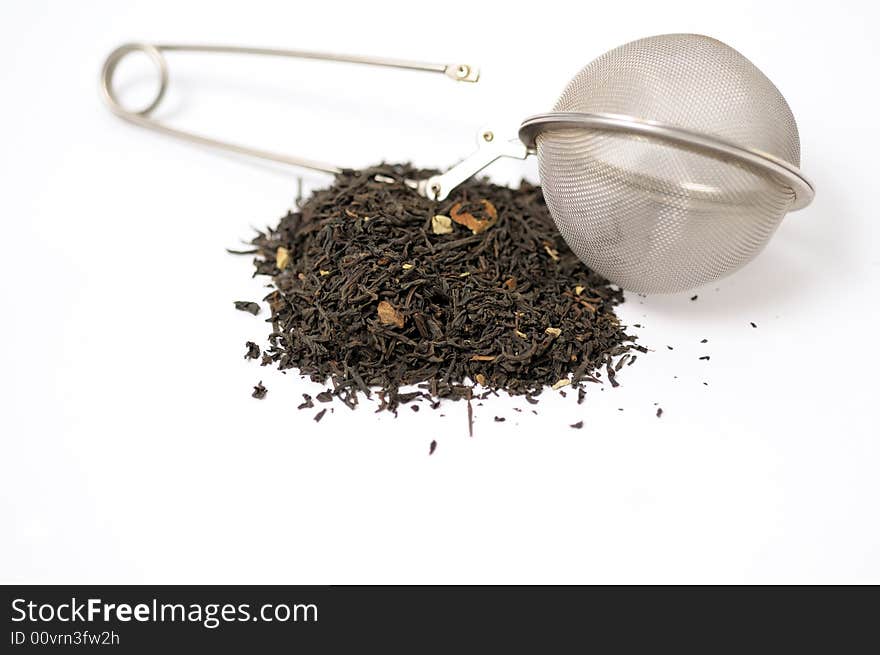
531,34,807,294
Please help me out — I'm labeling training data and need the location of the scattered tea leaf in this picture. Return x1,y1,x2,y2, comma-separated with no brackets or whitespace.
234,301,261,316
252,381,267,399
244,341,260,360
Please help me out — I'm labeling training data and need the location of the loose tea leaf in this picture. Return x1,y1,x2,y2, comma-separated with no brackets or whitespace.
244,341,260,360
238,164,639,414
429,440,437,455
234,301,261,316
252,381,267,399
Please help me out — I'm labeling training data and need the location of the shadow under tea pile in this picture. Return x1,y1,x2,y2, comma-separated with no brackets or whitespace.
240,164,641,411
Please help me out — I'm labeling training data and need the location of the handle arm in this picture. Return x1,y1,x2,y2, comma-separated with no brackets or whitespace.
410,128,532,200
100,42,480,174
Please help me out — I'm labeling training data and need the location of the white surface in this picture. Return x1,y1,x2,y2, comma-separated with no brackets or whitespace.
1,0,879,584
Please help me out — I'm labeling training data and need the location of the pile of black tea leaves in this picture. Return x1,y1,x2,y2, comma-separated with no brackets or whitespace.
233,164,643,417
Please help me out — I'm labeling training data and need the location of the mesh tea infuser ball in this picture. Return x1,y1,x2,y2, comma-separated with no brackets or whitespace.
428,34,814,293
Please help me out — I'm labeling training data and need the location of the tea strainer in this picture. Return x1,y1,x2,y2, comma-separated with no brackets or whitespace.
101,34,813,294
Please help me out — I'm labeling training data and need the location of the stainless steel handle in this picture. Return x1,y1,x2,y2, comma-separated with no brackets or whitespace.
100,42,480,175
411,128,532,200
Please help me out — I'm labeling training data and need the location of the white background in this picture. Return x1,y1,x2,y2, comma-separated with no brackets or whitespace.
2,0,878,584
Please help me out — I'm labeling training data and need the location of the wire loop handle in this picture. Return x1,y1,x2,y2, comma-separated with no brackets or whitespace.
100,42,479,175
